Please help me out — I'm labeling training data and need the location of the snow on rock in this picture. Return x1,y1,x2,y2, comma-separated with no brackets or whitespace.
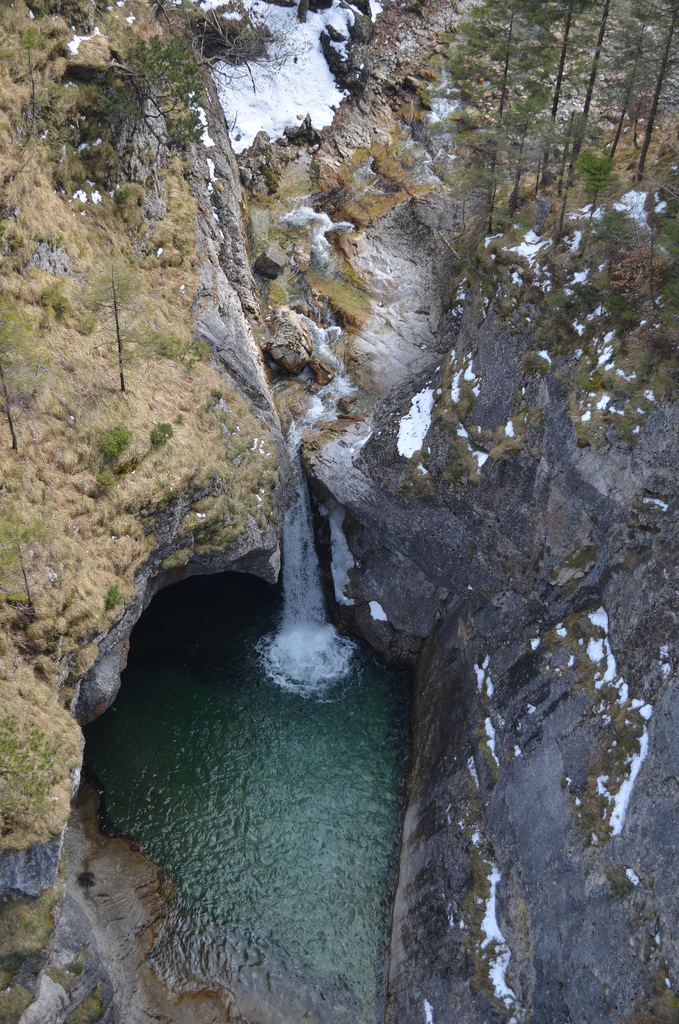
474,655,493,697
467,755,479,789
369,600,388,622
485,717,499,767
328,503,354,606
609,723,651,836
206,0,352,152
480,864,517,1006
397,388,434,458
66,26,101,54
505,420,514,437
643,496,669,512
424,999,434,1024
195,106,215,148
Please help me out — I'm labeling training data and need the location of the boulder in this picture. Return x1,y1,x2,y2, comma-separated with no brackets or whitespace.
337,395,357,414
254,244,288,278
308,358,335,386
293,241,312,271
31,241,74,277
263,306,312,374
284,114,321,147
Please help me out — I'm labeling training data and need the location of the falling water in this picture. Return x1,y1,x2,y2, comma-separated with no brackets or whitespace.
281,206,355,266
259,429,355,697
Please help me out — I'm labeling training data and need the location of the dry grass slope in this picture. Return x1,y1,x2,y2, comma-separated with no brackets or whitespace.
0,0,277,852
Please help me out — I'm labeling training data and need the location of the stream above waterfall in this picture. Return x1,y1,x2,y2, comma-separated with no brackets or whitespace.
84,569,409,1023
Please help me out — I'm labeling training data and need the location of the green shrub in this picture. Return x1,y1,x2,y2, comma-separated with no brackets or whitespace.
40,285,71,320
522,350,550,374
96,470,115,492
150,422,173,446
99,426,131,461
104,585,122,611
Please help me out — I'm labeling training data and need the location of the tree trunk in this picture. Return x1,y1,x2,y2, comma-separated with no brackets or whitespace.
541,0,574,183
571,0,612,166
18,547,32,606
649,214,656,306
552,0,574,119
0,359,18,451
509,137,526,215
610,16,648,158
297,0,309,22
637,5,678,179
111,273,126,393
557,111,575,197
498,0,516,121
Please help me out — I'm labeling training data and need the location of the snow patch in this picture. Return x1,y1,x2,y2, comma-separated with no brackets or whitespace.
397,388,434,458
208,0,351,152
369,600,388,622
507,229,552,268
609,725,651,836
485,717,499,767
480,864,517,1006
613,190,648,228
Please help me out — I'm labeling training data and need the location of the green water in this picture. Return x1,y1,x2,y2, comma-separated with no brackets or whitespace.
84,572,409,1022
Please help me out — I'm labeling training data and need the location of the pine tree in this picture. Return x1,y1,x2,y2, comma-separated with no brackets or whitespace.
83,262,143,393
637,0,679,179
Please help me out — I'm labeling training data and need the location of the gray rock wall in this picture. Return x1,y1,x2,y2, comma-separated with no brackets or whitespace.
305,295,679,1024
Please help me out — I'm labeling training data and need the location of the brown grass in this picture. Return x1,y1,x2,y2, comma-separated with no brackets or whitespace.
0,0,278,851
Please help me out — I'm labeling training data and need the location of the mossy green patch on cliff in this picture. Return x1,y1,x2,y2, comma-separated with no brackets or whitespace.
64,988,104,1023
0,881,61,1017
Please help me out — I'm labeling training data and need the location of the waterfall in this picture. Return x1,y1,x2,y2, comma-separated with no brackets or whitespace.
259,436,354,696
280,206,354,267
259,320,357,696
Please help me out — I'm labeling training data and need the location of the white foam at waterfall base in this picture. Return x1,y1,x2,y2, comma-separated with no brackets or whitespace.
259,466,354,697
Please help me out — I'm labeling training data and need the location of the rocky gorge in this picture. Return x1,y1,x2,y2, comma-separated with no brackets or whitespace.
1,0,679,1021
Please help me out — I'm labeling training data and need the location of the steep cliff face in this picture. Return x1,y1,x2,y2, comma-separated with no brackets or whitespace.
72,93,287,729
305,285,679,1024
